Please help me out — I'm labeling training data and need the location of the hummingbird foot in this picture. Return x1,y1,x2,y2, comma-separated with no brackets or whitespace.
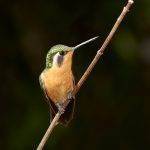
67,92,75,100
55,102,65,114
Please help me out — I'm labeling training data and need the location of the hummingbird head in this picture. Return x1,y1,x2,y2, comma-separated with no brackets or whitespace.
46,45,72,68
45,36,99,69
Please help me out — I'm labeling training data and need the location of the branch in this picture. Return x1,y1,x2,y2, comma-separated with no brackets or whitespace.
37,0,134,149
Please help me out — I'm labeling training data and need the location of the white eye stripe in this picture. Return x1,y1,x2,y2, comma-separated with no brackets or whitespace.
53,52,64,67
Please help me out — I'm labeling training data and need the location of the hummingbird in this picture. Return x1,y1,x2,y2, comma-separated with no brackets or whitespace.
39,36,98,126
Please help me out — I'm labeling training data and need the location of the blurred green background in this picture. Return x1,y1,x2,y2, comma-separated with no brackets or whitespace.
0,0,150,149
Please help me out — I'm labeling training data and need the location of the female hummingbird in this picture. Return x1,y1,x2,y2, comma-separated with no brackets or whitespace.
39,36,98,126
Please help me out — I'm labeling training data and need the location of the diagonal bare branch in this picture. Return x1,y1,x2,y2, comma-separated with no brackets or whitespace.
37,1,134,149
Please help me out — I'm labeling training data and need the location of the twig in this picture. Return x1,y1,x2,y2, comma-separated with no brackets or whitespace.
74,0,134,94
37,0,134,149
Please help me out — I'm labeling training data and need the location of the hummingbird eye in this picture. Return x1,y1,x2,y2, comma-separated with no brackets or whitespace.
59,51,65,56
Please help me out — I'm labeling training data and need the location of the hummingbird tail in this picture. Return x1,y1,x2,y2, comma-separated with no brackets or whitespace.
59,98,75,126
49,98,75,126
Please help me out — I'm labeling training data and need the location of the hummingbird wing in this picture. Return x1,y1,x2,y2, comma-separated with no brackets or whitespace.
39,75,56,122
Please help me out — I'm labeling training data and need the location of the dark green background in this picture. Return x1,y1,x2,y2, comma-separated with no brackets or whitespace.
0,0,150,149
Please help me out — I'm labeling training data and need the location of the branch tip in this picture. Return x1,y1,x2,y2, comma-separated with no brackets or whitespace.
128,0,134,4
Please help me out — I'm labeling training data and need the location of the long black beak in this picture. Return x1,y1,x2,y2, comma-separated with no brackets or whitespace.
72,36,99,51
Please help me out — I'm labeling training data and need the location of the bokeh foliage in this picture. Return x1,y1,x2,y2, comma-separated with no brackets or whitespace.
0,0,150,150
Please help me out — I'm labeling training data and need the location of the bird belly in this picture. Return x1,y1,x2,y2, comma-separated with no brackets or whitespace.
43,68,74,103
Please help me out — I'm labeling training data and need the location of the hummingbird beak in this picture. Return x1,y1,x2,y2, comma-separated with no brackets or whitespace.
72,36,99,51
